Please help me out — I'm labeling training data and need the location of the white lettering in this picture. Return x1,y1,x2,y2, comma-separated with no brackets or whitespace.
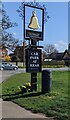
35,64,39,67
33,60,37,63
30,52,39,56
30,56,39,60
30,64,39,67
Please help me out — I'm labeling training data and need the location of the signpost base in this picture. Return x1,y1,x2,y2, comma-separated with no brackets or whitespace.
31,73,37,91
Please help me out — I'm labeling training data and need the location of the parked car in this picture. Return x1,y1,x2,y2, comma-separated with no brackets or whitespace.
0,62,18,70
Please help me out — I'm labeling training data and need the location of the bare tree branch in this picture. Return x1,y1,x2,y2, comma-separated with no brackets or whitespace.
17,2,50,24
44,44,58,55
0,5,19,52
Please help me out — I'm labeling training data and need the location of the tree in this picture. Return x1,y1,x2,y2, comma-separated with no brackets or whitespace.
4,55,11,62
2,8,17,30
17,2,50,23
11,55,20,65
0,5,19,52
44,44,58,55
1,31,18,52
43,44,58,60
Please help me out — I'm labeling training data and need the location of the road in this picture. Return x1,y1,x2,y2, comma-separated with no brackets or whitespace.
0,69,26,83
0,67,69,83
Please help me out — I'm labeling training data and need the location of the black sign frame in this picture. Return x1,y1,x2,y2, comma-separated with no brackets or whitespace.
26,48,42,73
24,4,44,41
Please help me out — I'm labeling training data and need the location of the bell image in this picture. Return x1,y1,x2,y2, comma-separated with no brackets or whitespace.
28,11,40,29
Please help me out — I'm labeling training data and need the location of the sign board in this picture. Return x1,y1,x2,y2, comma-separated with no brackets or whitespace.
24,4,44,40
26,48,42,72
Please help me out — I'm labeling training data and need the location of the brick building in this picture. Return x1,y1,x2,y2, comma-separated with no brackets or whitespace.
0,46,8,61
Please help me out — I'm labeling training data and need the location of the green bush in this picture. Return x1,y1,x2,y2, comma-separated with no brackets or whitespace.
42,60,65,68
18,66,24,68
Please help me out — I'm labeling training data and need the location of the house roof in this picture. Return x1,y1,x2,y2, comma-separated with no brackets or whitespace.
63,49,70,60
55,53,64,60
45,51,70,60
46,52,64,60
0,45,8,52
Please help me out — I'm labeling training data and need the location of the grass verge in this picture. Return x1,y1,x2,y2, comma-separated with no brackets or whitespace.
0,71,69,120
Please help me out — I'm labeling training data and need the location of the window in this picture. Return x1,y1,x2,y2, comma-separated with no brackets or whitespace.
2,51,5,56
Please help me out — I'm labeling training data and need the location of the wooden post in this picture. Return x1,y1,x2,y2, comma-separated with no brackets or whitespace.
31,73,37,91
31,39,37,91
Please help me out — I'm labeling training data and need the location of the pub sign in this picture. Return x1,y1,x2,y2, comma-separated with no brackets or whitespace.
24,4,44,40
26,48,42,72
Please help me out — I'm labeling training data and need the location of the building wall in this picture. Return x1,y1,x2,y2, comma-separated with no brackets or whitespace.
0,46,8,61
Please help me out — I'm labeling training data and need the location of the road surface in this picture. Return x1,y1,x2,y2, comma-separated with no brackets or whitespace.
0,67,69,83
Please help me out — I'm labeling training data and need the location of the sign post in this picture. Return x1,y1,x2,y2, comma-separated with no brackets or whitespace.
31,72,37,91
26,40,42,91
30,40,41,91
24,4,44,91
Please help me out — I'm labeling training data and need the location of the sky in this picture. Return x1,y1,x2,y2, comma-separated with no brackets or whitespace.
3,1,68,52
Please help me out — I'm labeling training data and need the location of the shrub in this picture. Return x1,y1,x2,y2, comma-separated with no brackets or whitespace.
17,82,31,94
4,55,11,62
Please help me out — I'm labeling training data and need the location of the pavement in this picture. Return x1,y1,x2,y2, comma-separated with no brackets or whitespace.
2,99,48,119
0,99,54,119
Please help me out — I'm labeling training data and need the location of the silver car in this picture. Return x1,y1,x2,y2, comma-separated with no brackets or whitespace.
0,62,18,70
